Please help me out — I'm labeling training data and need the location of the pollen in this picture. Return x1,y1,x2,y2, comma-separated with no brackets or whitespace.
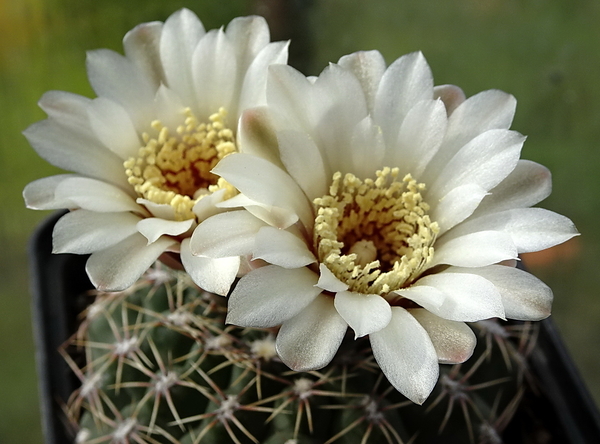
313,167,439,295
124,107,237,221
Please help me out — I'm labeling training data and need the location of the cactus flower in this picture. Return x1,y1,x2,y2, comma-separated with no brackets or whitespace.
23,9,289,293
191,50,578,404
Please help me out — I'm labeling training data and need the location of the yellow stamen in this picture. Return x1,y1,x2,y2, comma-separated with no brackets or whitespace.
124,108,237,221
313,168,439,295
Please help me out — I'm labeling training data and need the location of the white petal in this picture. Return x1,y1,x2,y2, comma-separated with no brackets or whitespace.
86,49,155,131
191,188,228,221
212,153,314,230
86,233,176,291
54,177,142,213
370,307,439,404
87,97,141,160
137,199,176,220
400,272,505,322
237,107,283,167
311,64,369,172
23,175,78,210
448,265,553,321
334,291,392,338
374,52,433,147
425,89,517,176
155,85,187,130
276,295,348,371
410,309,476,364
267,64,316,132
337,50,386,112
277,129,328,200
192,28,237,119
472,160,552,217
227,265,321,327
225,15,270,68
431,184,488,234
431,231,518,268
190,210,265,257
136,218,194,244
237,40,289,115
316,264,349,293
253,226,316,268
123,21,165,88
389,99,447,178
217,194,300,230
53,210,140,254
28,92,130,188
348,116,385,180
433,84,466,115
180,239,239,296
448,208,579,253
160,8,205,103
428,129,524,201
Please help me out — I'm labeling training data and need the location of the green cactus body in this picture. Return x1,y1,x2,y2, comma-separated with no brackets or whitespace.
63,264,536,444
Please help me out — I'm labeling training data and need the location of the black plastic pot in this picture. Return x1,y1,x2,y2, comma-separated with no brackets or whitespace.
29,213,600,443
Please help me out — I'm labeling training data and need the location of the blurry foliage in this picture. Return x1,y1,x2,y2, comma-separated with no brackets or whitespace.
1,0,600,443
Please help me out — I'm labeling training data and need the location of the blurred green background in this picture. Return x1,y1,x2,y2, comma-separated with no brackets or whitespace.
1,0,599,442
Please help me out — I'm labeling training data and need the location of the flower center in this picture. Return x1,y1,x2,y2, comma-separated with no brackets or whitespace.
124,107,237,221
313,167,439,295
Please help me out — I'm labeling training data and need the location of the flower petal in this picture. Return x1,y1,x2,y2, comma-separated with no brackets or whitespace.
237,40,289,115
23,175,78,210
316,264,349,293
389,98,447,178
192,28,237,119
180,238,239,296
277,129,328,200
431,231,518,268
374,52,433,147
227,265,321,327
399,272,505,322
433,84,465,115
334,291,392,338
190,210,266,257
253,226,316,268
123,21,165,88
448,265,553,321
425,89,517,176
448,208,579,253
410,309,476,364
428,129,525,201
86,49,155,131
276,295,348,371
338,50,386,112
136,218,194,244
212,153,314,229
430,184,488,234
54,177,142,214
87,97,141,160
26,92,129,188
370,307,439,404
237,106,284,168
86,233,176,291
160,8,205,104
53,210,140,254
472,159,552,217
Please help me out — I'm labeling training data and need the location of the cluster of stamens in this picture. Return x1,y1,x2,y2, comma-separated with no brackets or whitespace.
313,167,439,295
124,107,237,221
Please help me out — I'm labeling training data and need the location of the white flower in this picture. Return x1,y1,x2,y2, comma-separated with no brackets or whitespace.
191,51,578,403
23,9,288,293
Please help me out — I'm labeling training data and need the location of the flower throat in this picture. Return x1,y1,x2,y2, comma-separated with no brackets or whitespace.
313,167,439,295
124,107,236,220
